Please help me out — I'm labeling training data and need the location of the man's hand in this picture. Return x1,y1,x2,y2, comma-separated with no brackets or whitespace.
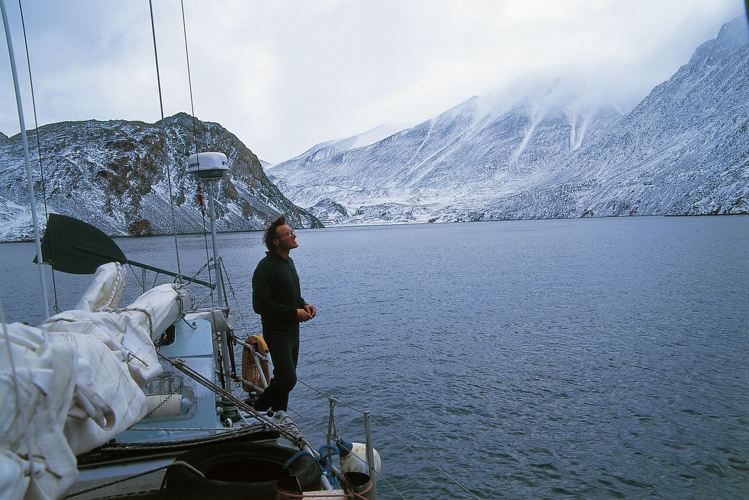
297,305,316,322
304,304,317,318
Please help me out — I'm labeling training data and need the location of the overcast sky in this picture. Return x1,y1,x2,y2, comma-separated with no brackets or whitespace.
1,1,745,164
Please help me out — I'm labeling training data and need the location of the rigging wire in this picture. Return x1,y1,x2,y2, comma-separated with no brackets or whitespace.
16,0,59,313
2,0,48,319
178,0,216,310
148,0,183,281
5,1,412,497
219,259,252,336
147,0,218,312
199,186,216,311
180,0,201,154
9,1,467,496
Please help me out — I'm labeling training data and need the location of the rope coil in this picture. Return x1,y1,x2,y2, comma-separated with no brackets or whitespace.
282,450,313,470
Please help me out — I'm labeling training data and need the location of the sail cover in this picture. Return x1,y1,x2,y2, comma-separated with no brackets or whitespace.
0,263,188,500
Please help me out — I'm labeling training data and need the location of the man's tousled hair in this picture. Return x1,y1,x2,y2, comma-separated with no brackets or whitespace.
263,215,287,251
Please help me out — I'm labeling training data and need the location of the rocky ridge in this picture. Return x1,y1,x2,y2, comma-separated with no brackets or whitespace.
0,113,321,241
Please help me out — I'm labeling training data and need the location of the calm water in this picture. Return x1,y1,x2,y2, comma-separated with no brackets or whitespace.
2,216,748,499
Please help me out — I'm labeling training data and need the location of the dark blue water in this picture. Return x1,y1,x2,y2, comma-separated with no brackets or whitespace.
2,216,748,499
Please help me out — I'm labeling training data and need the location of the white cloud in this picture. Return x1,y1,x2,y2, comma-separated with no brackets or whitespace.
1,0,744,164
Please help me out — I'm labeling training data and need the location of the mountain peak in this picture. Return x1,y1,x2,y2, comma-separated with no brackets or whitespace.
268,17,749,224
689,16,748,66
0,114,322,241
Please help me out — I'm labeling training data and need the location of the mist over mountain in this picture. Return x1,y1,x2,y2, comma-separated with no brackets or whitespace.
2,19,747,242
0,113,321,241
267,17,749,225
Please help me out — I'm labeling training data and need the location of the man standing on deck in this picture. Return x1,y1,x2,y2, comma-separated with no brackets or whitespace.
251,215,316,414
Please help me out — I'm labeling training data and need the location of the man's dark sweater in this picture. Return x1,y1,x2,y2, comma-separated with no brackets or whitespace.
252,250,306,336
251,250,308,412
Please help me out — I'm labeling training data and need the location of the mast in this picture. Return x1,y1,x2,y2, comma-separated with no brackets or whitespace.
187,152,232,385
1,0,50,319
187,152,228,308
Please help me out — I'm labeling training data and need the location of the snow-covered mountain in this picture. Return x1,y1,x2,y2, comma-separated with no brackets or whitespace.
2,19,746,241
0,113,321,241
267,17,749,225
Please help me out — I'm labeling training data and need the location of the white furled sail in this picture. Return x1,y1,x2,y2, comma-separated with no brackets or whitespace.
0,263,188,500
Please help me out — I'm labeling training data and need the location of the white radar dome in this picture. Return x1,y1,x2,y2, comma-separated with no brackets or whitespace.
187,152,229,179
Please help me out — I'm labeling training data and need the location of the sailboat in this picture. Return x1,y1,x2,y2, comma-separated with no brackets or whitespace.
0,3,381,500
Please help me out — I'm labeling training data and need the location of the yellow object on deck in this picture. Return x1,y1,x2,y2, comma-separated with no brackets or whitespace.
242,334,270,390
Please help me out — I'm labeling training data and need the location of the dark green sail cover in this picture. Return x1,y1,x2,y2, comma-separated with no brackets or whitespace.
37,214,214,288
39,214,127,274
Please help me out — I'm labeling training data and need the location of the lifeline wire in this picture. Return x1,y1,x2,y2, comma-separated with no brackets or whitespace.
296,378,481,500
282,405,407,500
284,399,411,500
